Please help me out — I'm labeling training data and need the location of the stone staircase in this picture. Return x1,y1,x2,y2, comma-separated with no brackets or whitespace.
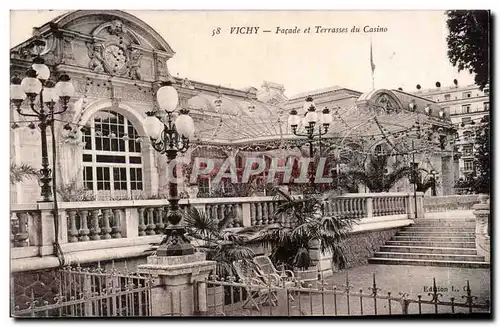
368,217,490,268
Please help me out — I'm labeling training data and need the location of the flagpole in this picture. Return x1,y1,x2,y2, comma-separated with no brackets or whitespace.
370,37,375,91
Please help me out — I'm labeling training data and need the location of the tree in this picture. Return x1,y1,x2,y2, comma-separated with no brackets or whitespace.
343,154,413,193
446,10,490,90
10,163,40,185
251,189,354,271
472,116,490,193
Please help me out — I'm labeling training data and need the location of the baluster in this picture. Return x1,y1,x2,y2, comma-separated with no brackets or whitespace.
390,198,396,215
268,202,275,224
354,199,360,218
342,199,348,219
138,208,146,236
229,204,239,227
386,198,391,215
111,209,122,238
361,198,367,217
234,204,242,227
10,215,15,247
146,208,156,235
101,209,112,239
350,199,356,219
78,210,90,242
156,207,165,234
14,212,29,247
68,210,79,242
250,203,256,226
90,209,101,241
262,202,268,225
256,203,263,225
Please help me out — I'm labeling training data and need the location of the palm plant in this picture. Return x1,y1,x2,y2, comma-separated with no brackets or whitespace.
344,154,413,193
181,205,257,277
10,163,40,185
251,189,355,271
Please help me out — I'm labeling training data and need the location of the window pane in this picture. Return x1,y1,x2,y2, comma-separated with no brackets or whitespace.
102,138,111,151
136,182,143,190
137,169,142,181
97,181,104,190
104,181,111,190
130,168,136,180
111,138,118,151
121,181,127,189
103,167,110,180
83,154,92,162
85,166,93,180
131,181,136,190
97,167,103,180
117,139,124,152
130,156,142,164
96,155,126,163
114,181,121,190
95,137,102,151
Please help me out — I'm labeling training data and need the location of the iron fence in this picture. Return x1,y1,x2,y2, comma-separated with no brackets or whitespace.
11,263,154,317
200,272,490,316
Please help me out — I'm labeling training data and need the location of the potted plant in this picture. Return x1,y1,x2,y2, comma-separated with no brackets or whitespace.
251,188,355,284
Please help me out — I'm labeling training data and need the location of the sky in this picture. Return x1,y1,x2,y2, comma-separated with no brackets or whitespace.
10,10,476,97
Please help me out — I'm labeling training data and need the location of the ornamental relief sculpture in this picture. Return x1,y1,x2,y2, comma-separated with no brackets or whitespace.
85,19,144,80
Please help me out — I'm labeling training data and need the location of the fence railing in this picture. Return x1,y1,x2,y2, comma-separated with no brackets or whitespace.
11,264,154,317
423,194,479,212
200,272,490,316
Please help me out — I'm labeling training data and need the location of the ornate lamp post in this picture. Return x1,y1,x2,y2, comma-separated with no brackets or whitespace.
288,96,332,188
10,54,75,202
144,81,196,256
430,169,438,196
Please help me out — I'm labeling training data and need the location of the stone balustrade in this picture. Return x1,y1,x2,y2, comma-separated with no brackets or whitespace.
10,192,426,272
323,193,416,219
423,194,479,212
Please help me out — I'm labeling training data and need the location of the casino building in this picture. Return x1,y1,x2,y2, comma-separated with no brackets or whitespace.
10,10,458,204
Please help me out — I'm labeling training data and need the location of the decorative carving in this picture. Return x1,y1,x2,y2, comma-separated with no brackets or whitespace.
374,94,399,114
157,57,170,78
86,43,105,73
181,78,194,89
62,37,75,61
107,20,124,36
128,49,143,80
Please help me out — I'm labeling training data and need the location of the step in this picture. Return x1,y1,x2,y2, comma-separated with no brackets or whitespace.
392,236,476,242
403,227,475,233
373,252,485,262
414,222,476,228
368,257,490,268
386,241,476,248
397,231,475,237
380,245,477,255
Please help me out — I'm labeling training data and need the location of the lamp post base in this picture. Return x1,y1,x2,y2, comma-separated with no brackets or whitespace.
156,226,195,256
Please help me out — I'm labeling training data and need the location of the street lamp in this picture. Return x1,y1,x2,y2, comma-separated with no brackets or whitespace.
288,96,332,191
10,55,75,202
144,81,196,256
430,170,437,196
288,96,332,157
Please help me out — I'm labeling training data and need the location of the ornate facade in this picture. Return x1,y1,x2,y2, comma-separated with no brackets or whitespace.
10,10,457,203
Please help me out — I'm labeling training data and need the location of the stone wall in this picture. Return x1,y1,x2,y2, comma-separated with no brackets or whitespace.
316,228,400,277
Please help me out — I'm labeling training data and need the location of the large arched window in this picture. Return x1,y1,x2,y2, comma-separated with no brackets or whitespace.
82,110,143,200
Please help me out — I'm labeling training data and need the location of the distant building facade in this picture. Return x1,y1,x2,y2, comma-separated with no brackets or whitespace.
409,83,490,180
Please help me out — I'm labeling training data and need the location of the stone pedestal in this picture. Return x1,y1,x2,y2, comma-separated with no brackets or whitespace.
138,252,216,316
473,194,490,262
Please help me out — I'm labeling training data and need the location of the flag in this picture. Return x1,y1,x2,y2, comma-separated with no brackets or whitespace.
370,39,376,73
